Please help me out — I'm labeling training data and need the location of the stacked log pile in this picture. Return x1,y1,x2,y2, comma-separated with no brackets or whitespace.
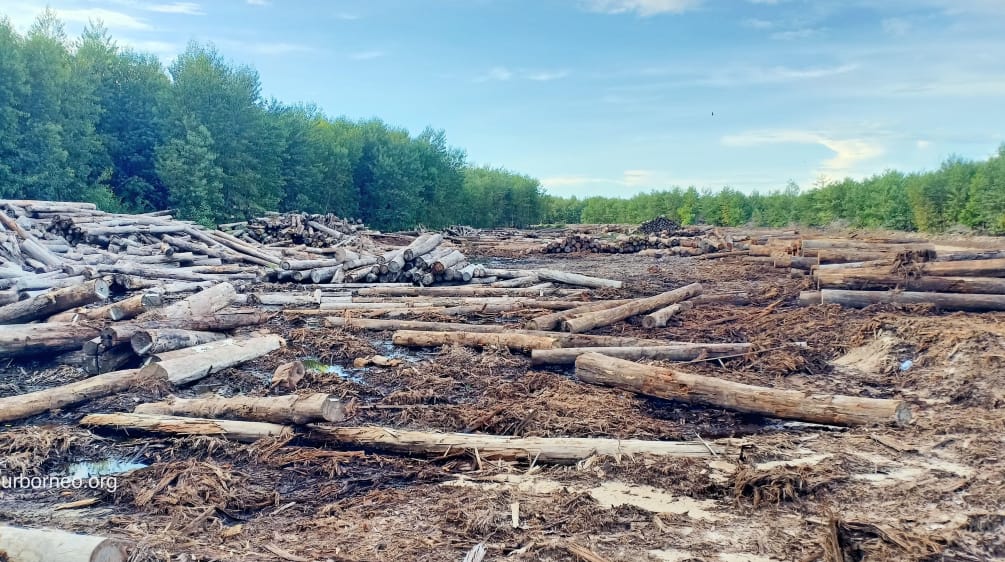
542,229,742,256
638,215,681,234
219,212,365,247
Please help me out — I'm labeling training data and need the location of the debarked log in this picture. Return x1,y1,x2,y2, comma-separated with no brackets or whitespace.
134,393,346,424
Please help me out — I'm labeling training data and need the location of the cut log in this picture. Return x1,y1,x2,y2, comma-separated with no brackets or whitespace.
100,311,273,348
535,269,623,289
530,343,751,366
564,283,703,333
0,525,129,562
307,426,727,462
151,282,236,319
402,233,444,261
814,270,1005,294
84,343,135,375
108,292,164,321
913,258,1005,277
0,368,148,423
392,330,557,352
138,334,285,385
641,301,693,328
0,279,109,324
0,323,101,358
574,352,910,426
355,286,583,298
815,289,1005,312
80,412,290,442
134,393,345,424
525,299,633,331
130,328,228,355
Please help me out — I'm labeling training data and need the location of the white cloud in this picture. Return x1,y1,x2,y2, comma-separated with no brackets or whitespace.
334,12,360,20
585,0,701,17
764,63,857,80
722,129,884,177
4,3,153,31
881,18,911,36
349,50,385,60
916,140,932,149
147,2,203,15
526,69,571,81
477,67,570,82
542,170,659,189
246,0,270,5
747,0,782,4
477,66,513,82
770,27,819,40
743,18,774,29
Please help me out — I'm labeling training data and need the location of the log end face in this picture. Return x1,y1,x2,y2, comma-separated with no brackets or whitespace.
893,402,912,426
94,278,111,299
321,396,348,422
93,538,130,562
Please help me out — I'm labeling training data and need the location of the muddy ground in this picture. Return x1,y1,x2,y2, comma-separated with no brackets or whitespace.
1,246,1003,561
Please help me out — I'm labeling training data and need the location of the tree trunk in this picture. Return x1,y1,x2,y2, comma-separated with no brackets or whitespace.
108,292,164,321
489,275,539,288
130,328,228,355
307,426,727,462
355,286,584,297
80,412,290,442
814,270,1005,293
564,283,703,333
906,258,1005,277
575,352,910,426
134,393,346,424
0,525,129,562
0,323,102,358
402,233,444,261
525,299,633,331
100,311,273,348
641,301,693,328
530,343,751,365
815,289,1005,311
150,282,236,319
139,334,285,385
392,330,557,352
0,279,109,324
535,269,623,289
0,368,148,422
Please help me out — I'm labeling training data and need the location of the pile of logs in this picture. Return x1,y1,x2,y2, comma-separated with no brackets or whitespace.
542,230,740,256
638,215,681,234
219,212,365,247
744,234,1005,312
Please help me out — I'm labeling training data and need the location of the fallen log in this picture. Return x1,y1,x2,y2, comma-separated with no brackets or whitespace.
307,426,727,462
392,330,557,352
108,292,164,321
0,368,148,423
814,270,1005,293
150,282,236,319
402,233,444,261
0,279,109,324
100,311,273,348
355,286,583,298
134,393,346,424
130,328,228,355
641,301,693,328
574,352,910,426
530,343,751,366
913,258,1005,277
0,323,101,357
812,289,1005,311
564,283,703,333
139,334,285,385
0,525,129,562
80,412,290,442
525,299,633,331
534,269,623,289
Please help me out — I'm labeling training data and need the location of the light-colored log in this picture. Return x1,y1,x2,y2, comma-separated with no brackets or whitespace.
535,269,623,289
564,283,703,333
0,525,128,562
139,334,285,385
0,323,102,357
108,292,164,321
814,270,1005,293
130,328,228,355
815,289,1005,311
151,282,236,319
0,279,109,324
641,301,693,328
134,393,345,424
525,299,633,331
392,330,557,352
355,286,583,297
574,352,910,426
530,343,751,366
402,233,444,261
80,412,290,442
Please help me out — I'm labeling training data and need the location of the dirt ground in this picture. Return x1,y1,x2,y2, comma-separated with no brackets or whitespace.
2,243,1004,561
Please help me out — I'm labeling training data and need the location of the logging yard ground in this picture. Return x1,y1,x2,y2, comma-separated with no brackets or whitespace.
3,228,1005,561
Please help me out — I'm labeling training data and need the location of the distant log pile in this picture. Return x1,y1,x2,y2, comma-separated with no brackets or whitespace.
219,212,365,247
637,215,681,234
542,229,741,256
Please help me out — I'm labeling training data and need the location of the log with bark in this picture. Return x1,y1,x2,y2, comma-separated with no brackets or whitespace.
134,393,346,424
100,311,273,348
563,283,703,333
809,289,1005,311
81,412,291,442
149,281,236,319
0,322,102,357
530,343,752,366
130,328,228,355
139,334,285,385
574,352,911,426
0,279,109,324
813,269,1005,293
525,299,633,331
641,301,693,328
392,330,558,352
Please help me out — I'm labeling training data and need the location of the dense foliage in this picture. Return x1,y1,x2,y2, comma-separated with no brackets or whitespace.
2,12,1002,233
542,149,1005,233
0,13,546,229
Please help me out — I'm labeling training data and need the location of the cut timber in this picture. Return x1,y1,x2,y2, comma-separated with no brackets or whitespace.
575,352,910,426
0,368,147,422
525,299,633,331
100,311,273,348
80,413,290,443
816,289,1005,312
139,334,285,385
814,269,1005,293
392,330,557,352
0,323,101,358
130,328,228,355
530,343,751,366
402,233,444,261
308,426,727,462
134,393,345,424
0,279,109,324
108,292,164,321
534,269,623,289
905,258,1005,277
151,282,236,319
641,301,693,328
0,525,129,562
564,283,703,333
355,286,583,297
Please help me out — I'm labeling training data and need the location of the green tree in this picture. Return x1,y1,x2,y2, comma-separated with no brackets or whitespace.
155,120,224,226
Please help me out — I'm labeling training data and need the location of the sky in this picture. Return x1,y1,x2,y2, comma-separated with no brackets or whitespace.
4,0,1005,198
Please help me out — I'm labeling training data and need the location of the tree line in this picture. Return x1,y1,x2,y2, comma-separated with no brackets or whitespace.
0,12,547,229
544,147,1005,233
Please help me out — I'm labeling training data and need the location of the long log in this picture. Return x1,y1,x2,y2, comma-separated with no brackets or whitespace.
525,299,633,331
905,258,1005,277
0,368,148,423
814,270,1005,293
0,323,101,358
814,289,1005,311
308,426,727,462
130,329,228,355
139,334,285,385
134,393,346,424
80,413,290,442
100,311,273,348
574,352,910,426
355,286,583,297
564,283,703,333
641,301,693,328
535,269,623,289
530,343,751,366
0,279,109,324
151,282,236,319
402,233,444,261
0,525,128,562
392,330,557,352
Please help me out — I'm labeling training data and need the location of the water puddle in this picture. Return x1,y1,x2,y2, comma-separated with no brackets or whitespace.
66,457,147,479
302,357,364,383
375,341,425,362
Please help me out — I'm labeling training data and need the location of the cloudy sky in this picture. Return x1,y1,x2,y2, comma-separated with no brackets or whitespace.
4,0,1005,197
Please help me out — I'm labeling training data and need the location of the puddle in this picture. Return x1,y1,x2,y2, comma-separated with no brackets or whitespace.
66,458,147,479
374,341,424,362
302,357,364,383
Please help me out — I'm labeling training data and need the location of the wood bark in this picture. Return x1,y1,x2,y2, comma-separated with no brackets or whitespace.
574,352,910,426
150,282,236,319
402,233,444,261
564,283,703,333
134,393,346,424
139,334,285,385
0,279,109,324
392,330,558,352
816,289,1005,311
0,322,102,358
355,286,583,297
80,412,290,442
906,258,1005,277
0,525,129,562
814,269,1005,293
130,328,228,355
531,343,751,366
100,311,272,348
535,269,623,289
525,299,633,331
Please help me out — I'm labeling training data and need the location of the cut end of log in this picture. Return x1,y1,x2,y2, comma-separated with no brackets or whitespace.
321,396,348,422
894,402,912,426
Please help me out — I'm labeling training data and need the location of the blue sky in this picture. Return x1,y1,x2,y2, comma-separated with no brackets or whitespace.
5,0,1005,198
